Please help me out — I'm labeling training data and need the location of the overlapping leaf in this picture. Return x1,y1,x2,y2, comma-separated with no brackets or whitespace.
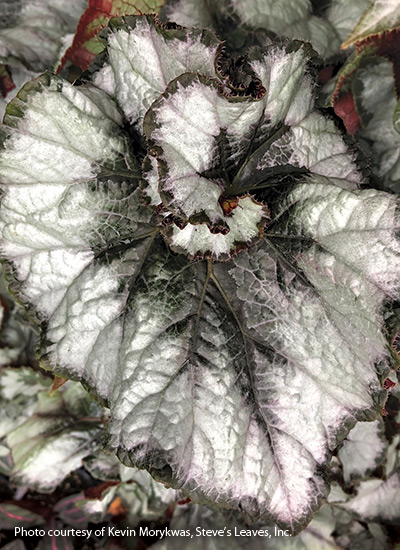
0,15,399,535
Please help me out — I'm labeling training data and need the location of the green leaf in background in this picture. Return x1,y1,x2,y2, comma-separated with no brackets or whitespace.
7,382,104,492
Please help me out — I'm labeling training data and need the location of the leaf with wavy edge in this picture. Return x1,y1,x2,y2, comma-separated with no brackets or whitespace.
143,45,361,258
338,419,387,483
338,471,400,523
0,17,399,534
92,16,221,131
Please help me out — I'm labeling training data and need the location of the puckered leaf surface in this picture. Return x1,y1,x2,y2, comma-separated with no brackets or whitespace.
92,16,221,131
0,16,399,534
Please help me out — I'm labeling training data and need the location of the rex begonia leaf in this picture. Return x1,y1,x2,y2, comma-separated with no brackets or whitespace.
338,419,387,483
352,58,400,193
0,15,399,534
61,0,166,72
143,43,360,258
0,0,86,72
92,16,221,131
338,470,400,523
342,0,400,49
7,382,104,492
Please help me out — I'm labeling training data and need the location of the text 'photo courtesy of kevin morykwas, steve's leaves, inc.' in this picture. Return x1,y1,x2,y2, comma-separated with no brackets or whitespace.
0,13,399,535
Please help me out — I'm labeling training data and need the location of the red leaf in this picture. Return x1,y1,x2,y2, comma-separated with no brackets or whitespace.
318,65,335,86
333,90,361,135
383,378,396,390
0,65,16,98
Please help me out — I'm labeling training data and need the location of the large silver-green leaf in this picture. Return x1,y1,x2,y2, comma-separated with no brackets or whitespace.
92,16,221,132
144,44,361,259
0,72,156,397
0,15,399,535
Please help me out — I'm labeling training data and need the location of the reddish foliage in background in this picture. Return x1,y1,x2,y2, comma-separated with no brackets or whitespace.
383,378,396,390
333,90,361,134
59,0,116,71
84,480,120,499
333,28,400,135
59,0,163,72
0,65,16,98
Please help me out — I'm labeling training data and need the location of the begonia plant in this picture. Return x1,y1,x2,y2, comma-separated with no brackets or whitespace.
0,0,399,543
